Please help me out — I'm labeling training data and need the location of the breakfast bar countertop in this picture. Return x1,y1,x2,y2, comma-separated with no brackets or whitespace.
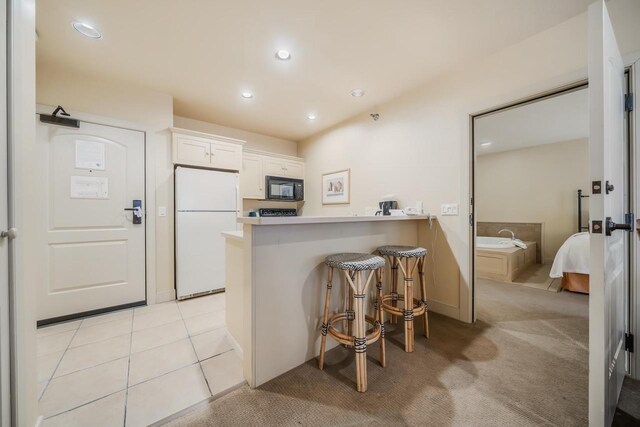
237,214,435,226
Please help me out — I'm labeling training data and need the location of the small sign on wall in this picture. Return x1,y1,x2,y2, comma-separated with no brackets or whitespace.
75,140,105,170
70,176,109,199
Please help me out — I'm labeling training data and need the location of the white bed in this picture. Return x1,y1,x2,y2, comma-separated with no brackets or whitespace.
550,232,590,293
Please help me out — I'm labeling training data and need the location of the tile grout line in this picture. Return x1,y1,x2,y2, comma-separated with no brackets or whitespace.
39,318,84,402
123,307,135,426
40,298,224,422
41,387,128,421
177,301,214,397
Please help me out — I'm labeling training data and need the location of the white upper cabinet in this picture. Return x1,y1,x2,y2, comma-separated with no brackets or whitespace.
263,158,287,177
174,134,211,167
171,128,244,171
240,150,305,199
241,153,264,199
283,161,304,179
262,158,305,179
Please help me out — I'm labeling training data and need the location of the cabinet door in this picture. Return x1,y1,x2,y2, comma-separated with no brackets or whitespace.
210,141,242,171
283,161,304,179
241,154,264,199
175,135,211,167
263,158,286,177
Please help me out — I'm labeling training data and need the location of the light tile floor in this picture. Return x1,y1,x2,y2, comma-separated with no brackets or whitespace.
37,293,244,427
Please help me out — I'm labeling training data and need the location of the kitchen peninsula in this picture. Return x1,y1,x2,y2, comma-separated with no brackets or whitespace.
224,215,440,388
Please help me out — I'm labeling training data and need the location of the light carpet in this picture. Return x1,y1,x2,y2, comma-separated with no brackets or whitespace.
164,280,588,427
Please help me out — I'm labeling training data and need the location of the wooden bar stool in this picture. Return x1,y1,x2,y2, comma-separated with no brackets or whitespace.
377,245,428,353
318,253,386,392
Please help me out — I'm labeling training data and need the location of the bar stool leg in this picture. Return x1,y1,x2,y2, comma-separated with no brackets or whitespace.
403,258,415,353
318,267,333,370
347,273,354,339
351,271,367,392
390,256,399,324
418,256,430,338
375,268,386,368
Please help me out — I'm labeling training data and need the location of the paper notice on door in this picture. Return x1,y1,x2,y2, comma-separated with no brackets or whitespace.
70,176,109,199
75,140,105,170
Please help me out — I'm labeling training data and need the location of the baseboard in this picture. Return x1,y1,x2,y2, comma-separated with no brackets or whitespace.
427,300,460,320
225,329,244,360
156,289,176,303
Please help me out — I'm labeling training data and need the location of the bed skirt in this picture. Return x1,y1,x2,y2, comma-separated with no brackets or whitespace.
561,273,589,294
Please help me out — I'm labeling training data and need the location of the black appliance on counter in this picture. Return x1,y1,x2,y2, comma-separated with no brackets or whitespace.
258,208,298,217
378,200,398,216
265,176,304,201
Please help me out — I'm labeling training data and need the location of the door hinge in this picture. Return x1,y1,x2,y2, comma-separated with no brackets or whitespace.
469,213,473,226
625,333,634,352
625,93,634,112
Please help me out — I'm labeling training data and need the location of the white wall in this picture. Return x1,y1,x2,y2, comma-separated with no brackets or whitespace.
299,9,640,322
476,139,589,263
173,116,298,156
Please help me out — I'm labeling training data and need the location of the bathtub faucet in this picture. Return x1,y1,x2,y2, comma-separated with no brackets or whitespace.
498,229,515,240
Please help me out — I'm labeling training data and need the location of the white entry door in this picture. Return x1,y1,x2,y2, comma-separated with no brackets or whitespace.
35,118,146,322
588,1,630,425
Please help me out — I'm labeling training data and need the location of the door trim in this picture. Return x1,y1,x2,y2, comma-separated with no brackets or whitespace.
36,104,156,309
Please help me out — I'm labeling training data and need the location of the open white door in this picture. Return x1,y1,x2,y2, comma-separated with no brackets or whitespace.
588,1,630,425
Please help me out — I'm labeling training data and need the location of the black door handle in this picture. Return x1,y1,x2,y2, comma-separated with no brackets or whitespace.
606,217,632,235
124,200,143,224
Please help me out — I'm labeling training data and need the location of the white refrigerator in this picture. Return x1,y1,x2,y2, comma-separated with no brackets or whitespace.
175,166,239,299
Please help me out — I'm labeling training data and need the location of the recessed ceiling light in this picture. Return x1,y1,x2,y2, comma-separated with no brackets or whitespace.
480,142,492,147
72,22,102,39
241,92,254,99
307,114,317,120
275,50,291,60
350,89,365,97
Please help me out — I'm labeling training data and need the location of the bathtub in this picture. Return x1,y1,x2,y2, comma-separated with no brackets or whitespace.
476,236,517,249
475,238,537,282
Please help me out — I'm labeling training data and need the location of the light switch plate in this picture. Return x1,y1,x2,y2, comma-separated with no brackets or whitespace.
441,203,459,216
158,206,167,217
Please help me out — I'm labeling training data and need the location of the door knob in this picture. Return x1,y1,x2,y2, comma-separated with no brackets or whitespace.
606,181,615,194
606,216,632,235
0,228,17,240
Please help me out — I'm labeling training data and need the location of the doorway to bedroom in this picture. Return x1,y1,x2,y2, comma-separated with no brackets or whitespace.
470,82,596,422
473,84,590,295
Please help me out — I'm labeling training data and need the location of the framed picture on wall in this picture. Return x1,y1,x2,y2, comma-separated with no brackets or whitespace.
322,169,351,205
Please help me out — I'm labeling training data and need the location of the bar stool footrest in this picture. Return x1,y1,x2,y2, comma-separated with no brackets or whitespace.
326,312,382,347
381,295,426,318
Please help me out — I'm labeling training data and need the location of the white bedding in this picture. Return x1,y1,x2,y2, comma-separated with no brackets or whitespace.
549,232,590,278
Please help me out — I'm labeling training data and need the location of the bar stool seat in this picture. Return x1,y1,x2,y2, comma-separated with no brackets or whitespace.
325,253,386,271
378,245,427,258
377,245,429,353
318,253,386,392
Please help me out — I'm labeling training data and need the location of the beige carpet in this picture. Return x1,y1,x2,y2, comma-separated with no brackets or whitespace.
164,281,588,427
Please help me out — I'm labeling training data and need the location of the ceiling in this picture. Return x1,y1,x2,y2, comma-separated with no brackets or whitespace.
36,0,592,141
474,87,588,156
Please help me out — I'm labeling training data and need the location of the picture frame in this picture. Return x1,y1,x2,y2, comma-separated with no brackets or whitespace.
322,169,351,205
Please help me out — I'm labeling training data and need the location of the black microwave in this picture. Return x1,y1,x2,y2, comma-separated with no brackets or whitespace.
265,176,304,201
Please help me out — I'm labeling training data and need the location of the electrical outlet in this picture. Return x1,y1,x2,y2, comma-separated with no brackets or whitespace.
158,206,167,217
440,203,459,216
